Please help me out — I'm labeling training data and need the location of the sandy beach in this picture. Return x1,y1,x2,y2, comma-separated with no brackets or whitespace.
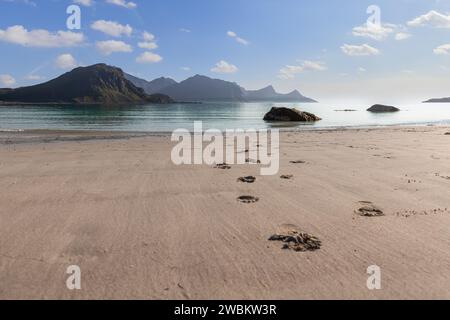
1,125,450,300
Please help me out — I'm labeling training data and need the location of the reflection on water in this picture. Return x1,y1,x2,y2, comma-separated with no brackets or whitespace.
1,102,450,132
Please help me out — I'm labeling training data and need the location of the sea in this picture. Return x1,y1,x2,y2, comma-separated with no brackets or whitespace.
1,102,450,132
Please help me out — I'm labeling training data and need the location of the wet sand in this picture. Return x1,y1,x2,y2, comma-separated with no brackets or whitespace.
1,125,450,299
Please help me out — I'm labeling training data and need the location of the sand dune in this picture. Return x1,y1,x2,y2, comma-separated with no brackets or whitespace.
0,126,450,299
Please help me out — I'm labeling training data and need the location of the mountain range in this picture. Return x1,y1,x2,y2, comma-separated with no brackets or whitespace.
0,64,173,105
125,73,317,102
0,63,316,104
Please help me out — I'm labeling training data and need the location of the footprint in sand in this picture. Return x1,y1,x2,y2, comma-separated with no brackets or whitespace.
435,173,450,180
237,176,256,183
290,160,306,164
237,195,259,203
395,208,448,218
214,163,231,170
280,175,294,180
356,201,384,217
268,224,321,252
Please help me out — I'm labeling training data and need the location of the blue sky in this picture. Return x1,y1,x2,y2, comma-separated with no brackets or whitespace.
1,0,450,103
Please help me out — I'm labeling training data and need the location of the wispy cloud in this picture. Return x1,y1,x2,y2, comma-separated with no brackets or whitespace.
278,60,327,79
341,44,380,56
1,0,36,7
106,0,136,9
408,10,450,28
434,44,450,55
73,0,93,6
227,31,249,45
0,74,16,87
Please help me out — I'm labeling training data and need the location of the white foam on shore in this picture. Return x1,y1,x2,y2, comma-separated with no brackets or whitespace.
0,128,25,132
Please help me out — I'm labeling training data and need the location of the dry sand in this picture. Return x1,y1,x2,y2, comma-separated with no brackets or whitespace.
0,125,450,300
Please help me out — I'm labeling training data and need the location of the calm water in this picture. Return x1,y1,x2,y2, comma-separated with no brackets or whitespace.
1,102,450,132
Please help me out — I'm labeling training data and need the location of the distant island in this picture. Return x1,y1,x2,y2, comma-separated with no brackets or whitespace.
0,63,317,105
0,64,173,105
125,73,317,103
423,97,450,103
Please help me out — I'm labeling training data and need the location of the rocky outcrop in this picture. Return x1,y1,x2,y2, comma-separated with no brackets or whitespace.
423,97,450,103
263,107,321,122
367,104,400,113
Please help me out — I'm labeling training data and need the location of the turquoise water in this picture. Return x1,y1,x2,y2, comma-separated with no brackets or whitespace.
1,102,450,132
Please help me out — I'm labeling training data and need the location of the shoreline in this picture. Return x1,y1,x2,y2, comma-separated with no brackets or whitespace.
0,122,449,145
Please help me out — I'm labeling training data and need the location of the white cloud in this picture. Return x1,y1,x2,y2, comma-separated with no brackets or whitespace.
2,0,36,6
358,67,366,72
0,25,84,47
96,40,132,55
434,44,450,55
352,23,396,41
0,74,16,87
181,67,191,71
227,30,249,45
138,32,157,49
341,44,380,56
408,10,450,28
136,51,163,63
210,60,238,74
24,74,44,81
91,20,132,37
55,54,78,69
74,0,92,6
142,32,155,41
395,32,412,40
106,0,136,9
179,28,191,33
138,42,158,50
278,60,327,79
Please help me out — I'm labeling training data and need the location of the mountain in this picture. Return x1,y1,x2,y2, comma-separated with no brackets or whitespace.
0,64,174,104
243,85,316,102
128,74,316,102
125,74,177,95
423,97,450,103
159,75,245,101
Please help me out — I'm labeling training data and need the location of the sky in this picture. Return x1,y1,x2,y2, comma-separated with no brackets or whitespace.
1,0,450,104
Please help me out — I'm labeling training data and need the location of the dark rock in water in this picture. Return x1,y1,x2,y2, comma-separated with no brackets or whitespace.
423,97,450,103
263,107,321,122
367,104,400,113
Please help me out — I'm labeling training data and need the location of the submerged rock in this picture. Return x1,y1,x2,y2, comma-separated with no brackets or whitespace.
367,104,400,113
263,107,321,122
